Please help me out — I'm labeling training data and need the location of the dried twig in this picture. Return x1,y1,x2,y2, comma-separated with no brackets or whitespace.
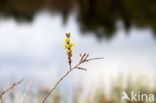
0,79,24,103
42,53,103,103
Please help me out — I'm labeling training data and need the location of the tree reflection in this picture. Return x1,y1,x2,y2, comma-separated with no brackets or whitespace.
0,0,156,38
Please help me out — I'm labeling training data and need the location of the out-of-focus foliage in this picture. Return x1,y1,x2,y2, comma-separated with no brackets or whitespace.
0,0,156,38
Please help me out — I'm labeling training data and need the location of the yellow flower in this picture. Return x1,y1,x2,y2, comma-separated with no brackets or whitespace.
70,42,75,47
69,48,73,52
64,38,70,43
64,33,74,52
64,44,70,49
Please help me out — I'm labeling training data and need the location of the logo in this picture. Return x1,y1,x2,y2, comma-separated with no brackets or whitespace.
121,91,155,102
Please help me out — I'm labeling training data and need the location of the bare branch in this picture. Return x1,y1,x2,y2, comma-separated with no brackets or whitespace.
0,79,24,103
85,57,104,62
75,67,87,71
42,69,74,103
79,53,86,63
42,53,104,103
83,53,89,61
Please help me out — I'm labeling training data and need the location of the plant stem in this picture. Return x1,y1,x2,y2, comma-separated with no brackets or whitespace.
0,79,24,103
42,68,74,103
42,55,104,103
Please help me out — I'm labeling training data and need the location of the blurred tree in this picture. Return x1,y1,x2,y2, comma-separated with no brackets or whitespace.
77,0,156,38
0,0,156,38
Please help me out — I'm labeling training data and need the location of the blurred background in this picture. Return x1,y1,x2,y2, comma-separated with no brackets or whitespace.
0,0,156,103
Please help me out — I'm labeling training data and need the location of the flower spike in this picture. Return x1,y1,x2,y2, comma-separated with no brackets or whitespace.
64,33,75,69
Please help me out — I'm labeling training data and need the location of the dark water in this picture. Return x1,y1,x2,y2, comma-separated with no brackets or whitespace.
0,0,156,90
0,0,156,39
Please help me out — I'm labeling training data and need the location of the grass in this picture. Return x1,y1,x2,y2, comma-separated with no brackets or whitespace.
0,75,155,103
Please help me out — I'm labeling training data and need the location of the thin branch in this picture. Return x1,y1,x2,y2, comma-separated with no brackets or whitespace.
0,79,24,103
1,79,24,96
75,67,87,71
42,69,74,103
86,57,104,62
79,53,86,63
83,53,89,61
42,53,104,103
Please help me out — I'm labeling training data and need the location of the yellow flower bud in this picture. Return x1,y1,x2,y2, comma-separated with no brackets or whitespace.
64,33,74,52
64,44,69,49
69,48,73,52
64,38,70,43
70,42,75,46
66,33,70,38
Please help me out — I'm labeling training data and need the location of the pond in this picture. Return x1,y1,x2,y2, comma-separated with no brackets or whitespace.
0,0,156,93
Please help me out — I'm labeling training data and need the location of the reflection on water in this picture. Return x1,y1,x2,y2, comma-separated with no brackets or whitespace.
0,1,156,102
0,11,155,90
0,0,156,38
